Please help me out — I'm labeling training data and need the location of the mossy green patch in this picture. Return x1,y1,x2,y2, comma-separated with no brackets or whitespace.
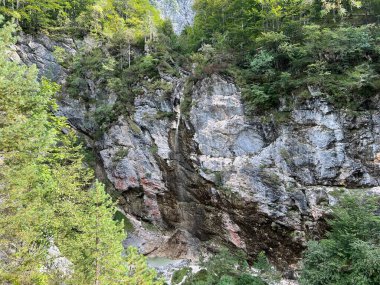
171,267,192,284
113,211,135,233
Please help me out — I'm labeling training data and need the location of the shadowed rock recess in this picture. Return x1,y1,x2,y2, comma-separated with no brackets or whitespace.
15,34,380,271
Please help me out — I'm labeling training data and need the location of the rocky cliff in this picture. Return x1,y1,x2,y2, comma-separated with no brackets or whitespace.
13,34,380,273
152,0,194,33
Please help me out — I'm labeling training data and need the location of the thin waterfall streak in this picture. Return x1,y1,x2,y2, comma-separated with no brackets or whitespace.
175,106,181,153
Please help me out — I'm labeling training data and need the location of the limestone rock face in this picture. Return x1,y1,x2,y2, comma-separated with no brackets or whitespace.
13,33,76,83
16,35,380,271
98,116,168,223
152,0,194,34
44,240,73,278
190,75,379,201
102,74,379,268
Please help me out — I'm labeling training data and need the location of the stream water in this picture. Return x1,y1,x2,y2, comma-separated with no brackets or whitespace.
147,257,182,267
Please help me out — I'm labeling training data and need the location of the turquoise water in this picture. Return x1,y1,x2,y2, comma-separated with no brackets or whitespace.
147,257,180,267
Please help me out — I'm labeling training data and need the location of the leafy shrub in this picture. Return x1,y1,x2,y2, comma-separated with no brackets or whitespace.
138,55,159,74
243,84,273,112
93,104,116,128
183,249,267,285
250,51,274,74
53,46,71,68
112,148,129,163
237,274,267,285
171,267,192,284
241,24,380,113
253,252,272,272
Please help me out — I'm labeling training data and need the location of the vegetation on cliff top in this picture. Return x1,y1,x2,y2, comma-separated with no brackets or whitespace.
183,0,380,113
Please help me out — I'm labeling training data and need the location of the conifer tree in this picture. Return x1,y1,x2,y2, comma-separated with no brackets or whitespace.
300,194,380,285
0,17,163,285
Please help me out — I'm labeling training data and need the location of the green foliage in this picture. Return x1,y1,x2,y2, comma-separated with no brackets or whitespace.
171,267,192,284
65,2,180,134
190,0,311,51
184,269,210,285
179,78,194,117
114,211,135,232
68,181,128,284
300,193,380,285
0,18,162,285
0,0,164,37
183,249,267,285
253,252,271,272
53,46,71,68
253,251,281,283
241,24,378,112
185,0,380,113
214,171,223,187
237,274,267,285
76,0,163,42
125,247,164,285
250,51,274,74
156,111,175,120
94,104,117,129
150,144,158,154
67,47,115,98
113,147,130,163
0,0,95,33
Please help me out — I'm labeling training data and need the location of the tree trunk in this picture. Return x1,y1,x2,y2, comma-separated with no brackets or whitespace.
95,188,100,285
128,41,131,68
95,236,100,285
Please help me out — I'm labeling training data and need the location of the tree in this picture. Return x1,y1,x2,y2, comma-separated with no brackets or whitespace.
320,0,362,20
77,0,162,42
183,249,268,285
125,247,164,285
300,193,380,285
0,17,75,283
0,17,163,284
55,182,128,284
0,0,94,32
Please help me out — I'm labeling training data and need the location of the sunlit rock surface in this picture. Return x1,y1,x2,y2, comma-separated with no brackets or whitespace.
152,0,194,33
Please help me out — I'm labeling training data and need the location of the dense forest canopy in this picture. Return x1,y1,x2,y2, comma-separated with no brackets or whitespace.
0,0,95,31
0,0,163,36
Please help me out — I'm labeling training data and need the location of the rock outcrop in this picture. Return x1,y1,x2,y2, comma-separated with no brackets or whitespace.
11,33,76,83
152,0,194,34
14,34,380,272
93,73,380,269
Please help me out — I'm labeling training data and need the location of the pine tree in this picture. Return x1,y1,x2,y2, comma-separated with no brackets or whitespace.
0,17,163,284
125,247,164,285
300,194,380,285
65,182,128,284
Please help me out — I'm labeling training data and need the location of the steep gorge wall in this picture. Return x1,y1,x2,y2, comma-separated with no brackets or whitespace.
14,34,380,271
